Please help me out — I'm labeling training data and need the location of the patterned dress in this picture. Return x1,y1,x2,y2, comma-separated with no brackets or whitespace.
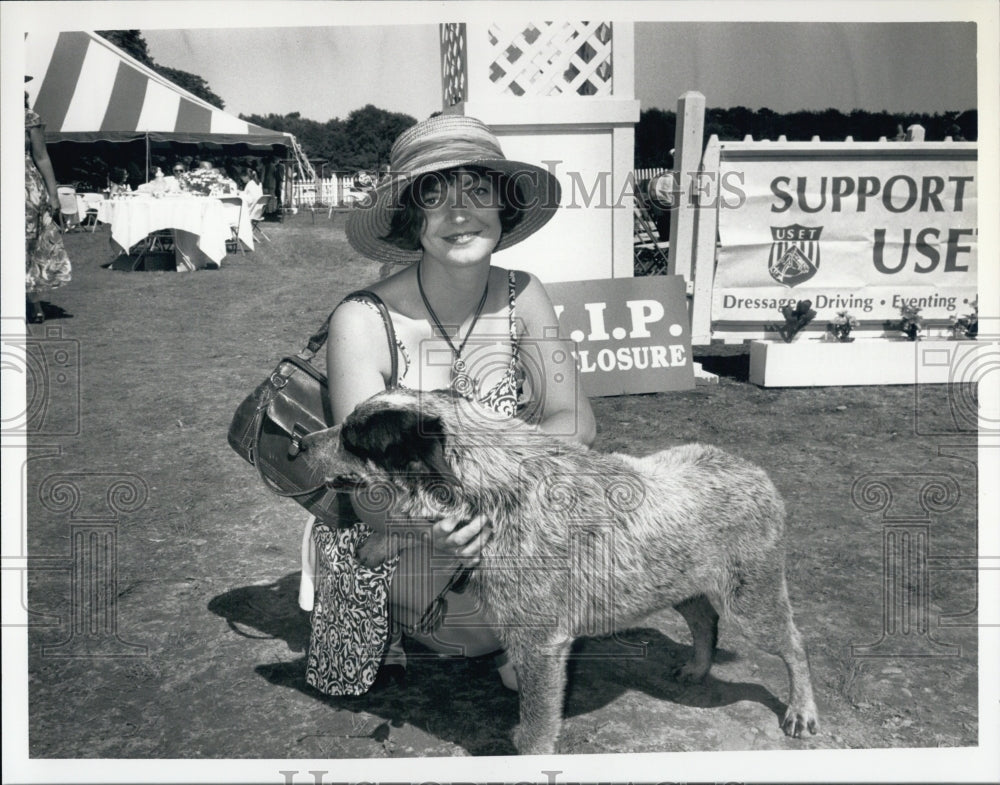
304,273,527,696
25,109,72,295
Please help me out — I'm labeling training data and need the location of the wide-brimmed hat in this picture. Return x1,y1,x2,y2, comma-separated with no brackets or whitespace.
346,114,561,263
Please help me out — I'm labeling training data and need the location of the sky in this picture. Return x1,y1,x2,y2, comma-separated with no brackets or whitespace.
138,21,979,124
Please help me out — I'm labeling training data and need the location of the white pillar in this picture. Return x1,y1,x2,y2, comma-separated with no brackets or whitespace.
440,22,641,283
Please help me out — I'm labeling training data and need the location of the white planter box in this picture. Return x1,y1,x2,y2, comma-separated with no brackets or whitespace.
749,339,970,387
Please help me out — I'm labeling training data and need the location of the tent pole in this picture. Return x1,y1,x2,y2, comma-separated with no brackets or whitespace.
145,134,151,181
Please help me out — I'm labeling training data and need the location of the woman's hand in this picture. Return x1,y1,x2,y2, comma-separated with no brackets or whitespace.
431,513,492,566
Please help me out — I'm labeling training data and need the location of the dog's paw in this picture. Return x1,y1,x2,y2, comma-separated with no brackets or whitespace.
356,532,396,568
512,724,556,756
671,661,709,685
781,704,820,738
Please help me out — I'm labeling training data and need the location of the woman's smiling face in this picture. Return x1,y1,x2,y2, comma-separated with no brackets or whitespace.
417,168,502,265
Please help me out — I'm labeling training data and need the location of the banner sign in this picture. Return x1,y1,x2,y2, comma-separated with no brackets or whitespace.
549,276,694,397
713,145,978,327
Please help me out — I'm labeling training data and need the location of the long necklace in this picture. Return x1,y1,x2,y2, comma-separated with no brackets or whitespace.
417,262,490,398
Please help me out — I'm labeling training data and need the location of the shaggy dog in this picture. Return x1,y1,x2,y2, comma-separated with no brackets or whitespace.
301,388,819,754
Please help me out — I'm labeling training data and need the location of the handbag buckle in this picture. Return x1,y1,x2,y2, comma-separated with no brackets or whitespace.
269,371,289,389
288,423,310,458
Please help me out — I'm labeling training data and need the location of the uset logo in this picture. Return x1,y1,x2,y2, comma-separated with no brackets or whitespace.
769,224,823,287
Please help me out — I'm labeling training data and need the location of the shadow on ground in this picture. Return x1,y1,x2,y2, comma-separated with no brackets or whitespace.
694,348,750,382
209,573,787,755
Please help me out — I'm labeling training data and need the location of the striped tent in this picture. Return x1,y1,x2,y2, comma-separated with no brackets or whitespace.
26,29,312,176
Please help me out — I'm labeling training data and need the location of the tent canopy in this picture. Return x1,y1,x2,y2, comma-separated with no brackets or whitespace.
26,30,309,168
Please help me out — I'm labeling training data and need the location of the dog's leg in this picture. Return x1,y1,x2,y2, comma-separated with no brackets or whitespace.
510,637,573,755
730,569,820,738
671,594,719,683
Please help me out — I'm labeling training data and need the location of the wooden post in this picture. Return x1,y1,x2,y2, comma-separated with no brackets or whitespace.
667,91,705,285
690,134,720,345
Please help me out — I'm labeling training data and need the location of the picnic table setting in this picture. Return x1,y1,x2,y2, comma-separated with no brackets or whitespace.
98,167,255,271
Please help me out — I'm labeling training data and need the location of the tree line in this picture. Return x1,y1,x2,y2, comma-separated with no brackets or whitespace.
239,105,419,174
635,106,977,168
249,104,978,172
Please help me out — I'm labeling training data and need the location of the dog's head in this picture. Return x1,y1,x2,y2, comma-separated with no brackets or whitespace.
339,389,459,485
301,389,467,516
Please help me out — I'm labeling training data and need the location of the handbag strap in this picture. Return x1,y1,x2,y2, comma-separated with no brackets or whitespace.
251,290,400,500
298,289,399,387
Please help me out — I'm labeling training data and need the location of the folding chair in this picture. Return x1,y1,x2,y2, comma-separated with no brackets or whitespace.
79,193,104,231
118,229,174,270
248,196,271,242
219,196,246,254
145,229,174,253
56,186,81,232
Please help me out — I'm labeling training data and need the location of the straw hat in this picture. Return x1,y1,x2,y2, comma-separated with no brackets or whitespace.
346,114,561,263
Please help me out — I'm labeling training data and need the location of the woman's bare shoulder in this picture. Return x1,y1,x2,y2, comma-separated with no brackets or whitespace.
505,269,557,320
362,266,420,317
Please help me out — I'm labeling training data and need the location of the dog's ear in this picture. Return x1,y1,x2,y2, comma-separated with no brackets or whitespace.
341,407,458,484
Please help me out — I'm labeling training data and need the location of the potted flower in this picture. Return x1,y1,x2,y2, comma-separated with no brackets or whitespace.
179,168,238,197
826,310,859,342
769,300,817,343
885,304,924,341
949,298,978,340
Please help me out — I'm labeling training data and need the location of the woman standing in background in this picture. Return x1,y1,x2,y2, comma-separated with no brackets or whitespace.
25,87,71,324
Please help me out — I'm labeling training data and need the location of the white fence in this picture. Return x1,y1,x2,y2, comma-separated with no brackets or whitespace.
633,167,670,182
289,175,358,207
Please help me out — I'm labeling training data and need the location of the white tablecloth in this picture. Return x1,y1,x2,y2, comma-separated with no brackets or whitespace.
98,194,253,269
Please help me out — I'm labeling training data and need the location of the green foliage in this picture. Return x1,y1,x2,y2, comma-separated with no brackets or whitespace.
240,104,418,171
154,65,226,109
635,107,676,169
96,30,153,65
636,105,977,168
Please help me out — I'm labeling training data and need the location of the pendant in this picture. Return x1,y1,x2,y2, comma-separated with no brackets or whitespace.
451,357,476,398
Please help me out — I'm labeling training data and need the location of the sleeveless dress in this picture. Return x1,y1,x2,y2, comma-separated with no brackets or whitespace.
304,271,526,696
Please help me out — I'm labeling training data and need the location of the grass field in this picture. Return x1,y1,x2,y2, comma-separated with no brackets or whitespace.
22,215,979,760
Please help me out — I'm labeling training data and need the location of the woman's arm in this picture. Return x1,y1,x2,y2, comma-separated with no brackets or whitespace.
29,125,60,207
515,271,597,448
326,298,395,422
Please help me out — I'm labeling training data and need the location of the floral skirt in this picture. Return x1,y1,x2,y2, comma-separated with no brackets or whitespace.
25,160,72,295
305,523,399,696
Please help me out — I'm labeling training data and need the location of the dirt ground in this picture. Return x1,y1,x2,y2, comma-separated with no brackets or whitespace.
21,216,980,764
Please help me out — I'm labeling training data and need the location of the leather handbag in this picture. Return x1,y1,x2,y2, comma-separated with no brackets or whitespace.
227,290,398,523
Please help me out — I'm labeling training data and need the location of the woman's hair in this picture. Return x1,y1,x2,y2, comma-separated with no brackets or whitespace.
382,166,524,252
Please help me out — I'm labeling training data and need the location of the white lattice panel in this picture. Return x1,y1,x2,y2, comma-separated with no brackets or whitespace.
440,23,467,107
486,21,613,97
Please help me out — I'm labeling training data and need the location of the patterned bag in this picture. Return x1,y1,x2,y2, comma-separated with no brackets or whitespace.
305,523,399,695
